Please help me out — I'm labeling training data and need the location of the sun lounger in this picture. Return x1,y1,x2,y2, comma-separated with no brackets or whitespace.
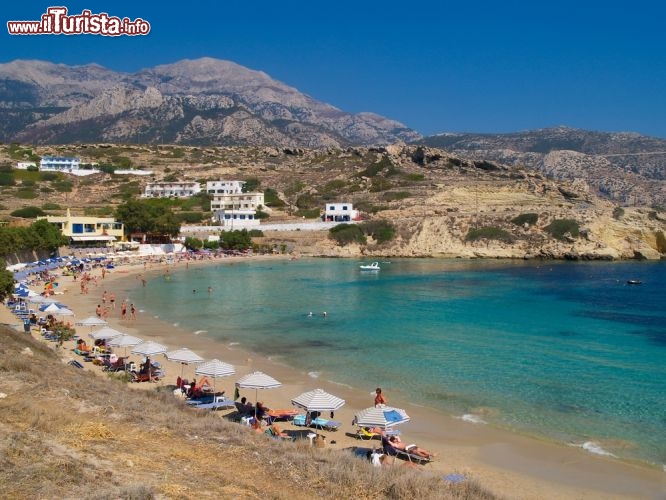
381,436,433,465
355,426,401,440
192,397,236,411
266,409,300,423
292,414,341,431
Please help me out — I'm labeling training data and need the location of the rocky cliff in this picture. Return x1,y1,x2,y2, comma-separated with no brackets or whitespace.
419,127,666,207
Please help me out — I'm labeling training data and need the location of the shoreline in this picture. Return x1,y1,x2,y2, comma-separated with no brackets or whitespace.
7,254,665,499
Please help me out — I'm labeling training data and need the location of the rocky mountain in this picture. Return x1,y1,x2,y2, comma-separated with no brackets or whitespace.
0,58,420,147
419,127,666,207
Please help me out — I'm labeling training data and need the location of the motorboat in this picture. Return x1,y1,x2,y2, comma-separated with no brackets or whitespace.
626,279,642,285
359,262,381,271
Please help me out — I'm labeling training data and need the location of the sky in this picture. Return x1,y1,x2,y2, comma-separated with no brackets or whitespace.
3,1,666,138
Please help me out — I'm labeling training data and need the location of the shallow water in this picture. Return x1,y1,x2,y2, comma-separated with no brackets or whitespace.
125,258,666,466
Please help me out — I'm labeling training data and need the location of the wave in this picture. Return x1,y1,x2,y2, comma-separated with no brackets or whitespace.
570,441,616,457
228,342,240,346
457,414,487,424
193,330,207,335
308,371,320,379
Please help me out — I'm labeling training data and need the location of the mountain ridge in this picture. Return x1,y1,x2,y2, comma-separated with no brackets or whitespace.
0,57,420,147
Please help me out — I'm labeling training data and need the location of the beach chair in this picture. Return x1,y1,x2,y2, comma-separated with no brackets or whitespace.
292,414,341,431
192,397,236,411
355,426,401,441
380,436,432,465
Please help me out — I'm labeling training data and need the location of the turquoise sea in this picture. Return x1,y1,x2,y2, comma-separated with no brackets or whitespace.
124,258,666,467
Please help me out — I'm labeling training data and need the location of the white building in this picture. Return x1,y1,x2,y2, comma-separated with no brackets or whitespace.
40,156,81,172
143,181,201,198
214,209,261,229
206,180,245,195
323,202,359,222
15,161,37,170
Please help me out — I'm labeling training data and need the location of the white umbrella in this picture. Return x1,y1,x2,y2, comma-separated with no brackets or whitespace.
131,341,168,356
42,302,64,313
235,371,281,418
353,406,411,429
291,388,345,413
109,334,144,357
55,307,75,318
76,316,108,328
291,388,345,435
89,326,125,341
195,359,235,399
165,348,205,379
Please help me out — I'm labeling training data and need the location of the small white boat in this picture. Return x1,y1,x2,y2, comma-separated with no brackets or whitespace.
359,262,381,271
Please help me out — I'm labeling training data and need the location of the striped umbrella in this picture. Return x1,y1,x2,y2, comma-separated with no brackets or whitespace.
165,348,205,378
235,371,281,418
353,406,411,429
195,359,235,398
291,388,345,413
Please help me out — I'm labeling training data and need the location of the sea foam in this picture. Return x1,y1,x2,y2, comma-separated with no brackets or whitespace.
193,330,207,335
308,371,320,379
570,441,616,458
458,414,487,424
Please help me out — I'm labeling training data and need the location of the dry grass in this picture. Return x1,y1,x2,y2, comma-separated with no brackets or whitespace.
0,325,497,499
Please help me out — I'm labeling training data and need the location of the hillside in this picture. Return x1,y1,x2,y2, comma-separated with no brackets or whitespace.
0,324,493,499
418,127,666,207
1,142,664,261
0,58,419,147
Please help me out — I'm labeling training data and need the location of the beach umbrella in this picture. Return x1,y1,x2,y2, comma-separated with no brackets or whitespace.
55,307,75,318
291,388,345,435
40,302,64,313
353,406,411,429
291,388,345,413
109,334,144,357
89,326,125,341
235,371,282,418
165,348,205,379
76,316,108,328
195,359,235,398
131,341,168,357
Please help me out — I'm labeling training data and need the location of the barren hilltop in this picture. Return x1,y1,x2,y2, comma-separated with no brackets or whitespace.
1,142,664,260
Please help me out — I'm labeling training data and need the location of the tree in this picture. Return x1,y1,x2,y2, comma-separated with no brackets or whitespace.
115,199,181,238
31,219,69,251
0,258,14,301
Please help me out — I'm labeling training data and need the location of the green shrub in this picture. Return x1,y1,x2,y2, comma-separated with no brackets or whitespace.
403,173,425,182
612,207,625,220
0,172,15,186
16,188,38,199
321,179,347,194
544,219,580,240
248,229,264,237
511,213,538,226
255,209,270,219
39,172,60,182
175,212,205,224
243,177,261,192
52,180,73,192
40,187,54,193
11,206,46,218
296,193,318,209
361,220,395,243
466,226,514,243
295,208,321,219
329,223,366,246
21,179,36,187
382,191,411,202
369,178,392,192
264,188,285,207
184,236,203,250
42,203,62,210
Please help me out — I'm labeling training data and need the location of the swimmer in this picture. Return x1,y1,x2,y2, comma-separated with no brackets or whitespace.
307,312,313,317
322,311,327,318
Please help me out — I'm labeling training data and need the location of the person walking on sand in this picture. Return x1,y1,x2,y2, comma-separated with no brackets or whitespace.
130,303,136,321
109,292,116,309
120,301,127,321
374,387,387,407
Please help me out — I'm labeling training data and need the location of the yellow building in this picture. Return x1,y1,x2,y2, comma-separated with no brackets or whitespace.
40,209,125,246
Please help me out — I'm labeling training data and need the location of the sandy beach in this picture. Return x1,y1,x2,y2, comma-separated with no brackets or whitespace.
4,255,665,500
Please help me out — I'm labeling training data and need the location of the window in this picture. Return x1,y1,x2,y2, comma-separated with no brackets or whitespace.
342,206,348,210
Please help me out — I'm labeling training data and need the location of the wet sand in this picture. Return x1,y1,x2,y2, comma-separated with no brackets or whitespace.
6,256,665,499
